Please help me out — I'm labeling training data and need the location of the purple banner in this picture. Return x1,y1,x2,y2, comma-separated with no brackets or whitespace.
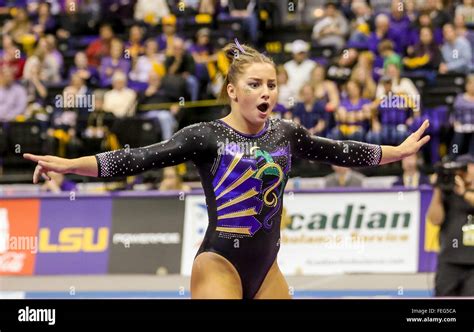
35,197,112,275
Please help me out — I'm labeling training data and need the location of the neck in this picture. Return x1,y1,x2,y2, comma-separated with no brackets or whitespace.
405,170,417,176
222,109,266,135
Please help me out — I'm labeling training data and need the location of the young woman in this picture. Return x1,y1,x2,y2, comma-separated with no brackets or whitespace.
24,42,431,299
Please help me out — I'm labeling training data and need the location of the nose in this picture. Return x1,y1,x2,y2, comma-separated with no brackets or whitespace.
261,86,270,100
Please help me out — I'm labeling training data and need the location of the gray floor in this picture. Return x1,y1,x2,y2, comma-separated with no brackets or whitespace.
0,273,435,292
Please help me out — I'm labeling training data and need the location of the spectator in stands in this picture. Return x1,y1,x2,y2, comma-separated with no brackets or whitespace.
2,7,32,46
423,0,452,30
310,64,340,113
378,40,402,72
158,166,191,191
227,0,259,46
439,23,472,74
408,10,443,47
0,67,28,121
68,51,100,87
41,172,77,193
312,1,348,52
0,34,25,80
22,59,47,109
367,13,391,56
404,26,442,73
292,83,327,135
350,64,376,100
56,0,92,40
198,0,216,15
103,71,136,118
189,28,217,92
45,34,63,75
392,153,429,187
99,38,131,88
326,47,358,85
23,37,61,84
86,23,114,68
137,72,178,140
32,2,57,36
130,38,166,83
367,74,414,145
157,15,180,56
134,0,170,26
125,24,145,62
388,0,411,54
330,80,370,141
456,0,474,24
450,74,474,156
165,38,199,101
276,65,295,110
454,14,474,66
347,0,372,47
324,165,365,188
283,40,315,96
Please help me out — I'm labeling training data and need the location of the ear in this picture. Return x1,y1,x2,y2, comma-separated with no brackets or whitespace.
227,83,238,102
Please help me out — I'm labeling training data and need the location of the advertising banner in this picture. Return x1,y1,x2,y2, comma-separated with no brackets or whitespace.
0,199,40,275
108,197,185,274
35,197,112,275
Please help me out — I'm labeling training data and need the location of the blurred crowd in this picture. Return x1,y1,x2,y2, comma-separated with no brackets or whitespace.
0,0,473,186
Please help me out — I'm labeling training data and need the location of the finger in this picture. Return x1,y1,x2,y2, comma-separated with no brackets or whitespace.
414,120,430,139
416,135,430,148
33,165,44,184
23,153,50,163
41,172,51,181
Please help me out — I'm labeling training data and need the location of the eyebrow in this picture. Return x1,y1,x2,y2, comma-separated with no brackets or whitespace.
247,77,277,82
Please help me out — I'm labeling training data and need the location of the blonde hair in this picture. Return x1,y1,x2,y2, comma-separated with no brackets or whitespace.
219,42,275,102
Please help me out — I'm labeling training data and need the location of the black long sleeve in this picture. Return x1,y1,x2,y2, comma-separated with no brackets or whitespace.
287,120,382,167
95,122,211,178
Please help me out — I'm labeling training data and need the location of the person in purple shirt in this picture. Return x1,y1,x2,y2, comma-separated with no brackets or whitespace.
99,38,131,88
0,67,28,122
330,80,371,141
450,74,474,157
408,11,444,48
388,0,411,54
32,2,58,36
68,51,100,87
292,83,327,136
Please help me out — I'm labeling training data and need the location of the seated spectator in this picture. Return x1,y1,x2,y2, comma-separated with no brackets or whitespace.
392,153,430,187
450,74,474,156
326,47,358,85
22,59,47,111
68,51,100,87
227,0,259,46
103,71,137,118
404,27,442,73
292,83,327,135
137,72,178,140
454,14,474,69
367,75,414,145
276,65,296,110
86,23,114,68
388,0,411,54
408,10,443,47
455,0,474,24
41,172,77,193
283,40,315,95
0,34,26,80
439,23,472,74
23,37,61,84
367,14,391,56
347,0,373,47
165,38,199,101
378,39,402,72
312,2,348,52
158,166,191,191
189,28,218,90
125,25,145,62
330,80,371,141
157,15,180,56
99,38,131,88
324,165,365,188
32,2,58,36
310,64,340,113
130,38,166,83
0,67,28,121
2,7,33,48
134,0,170,26
350,64,376,100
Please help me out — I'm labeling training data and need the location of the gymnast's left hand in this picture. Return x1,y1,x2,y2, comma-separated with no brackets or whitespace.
397,119,430,158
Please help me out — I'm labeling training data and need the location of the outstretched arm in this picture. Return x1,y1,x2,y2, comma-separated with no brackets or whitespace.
290,119,430,167
24,123,210,183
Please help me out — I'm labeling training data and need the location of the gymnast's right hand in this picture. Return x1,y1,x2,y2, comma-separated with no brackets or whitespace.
23,153,73,184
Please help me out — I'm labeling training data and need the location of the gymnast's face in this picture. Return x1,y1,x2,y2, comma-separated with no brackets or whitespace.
227,62,277,128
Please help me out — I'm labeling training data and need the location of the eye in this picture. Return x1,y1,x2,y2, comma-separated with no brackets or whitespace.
248,82,260,88
268,83,276,89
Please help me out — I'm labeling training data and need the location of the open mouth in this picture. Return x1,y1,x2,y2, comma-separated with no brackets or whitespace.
257,102,270,113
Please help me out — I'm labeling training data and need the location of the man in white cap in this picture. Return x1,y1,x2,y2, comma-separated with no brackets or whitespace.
283,39,316,96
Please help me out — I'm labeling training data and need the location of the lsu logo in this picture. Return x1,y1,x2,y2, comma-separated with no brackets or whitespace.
39,227,109,253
